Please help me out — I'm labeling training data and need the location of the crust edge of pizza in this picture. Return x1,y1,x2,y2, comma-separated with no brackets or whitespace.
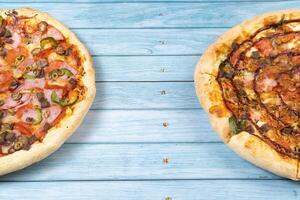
0,8,96,175
194,9,300,180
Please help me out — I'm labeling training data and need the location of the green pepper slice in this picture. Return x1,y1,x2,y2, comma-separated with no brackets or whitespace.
49,68,73,80
23,73,36,79
32,108,43,125
229,116,238,135
40,37,57,49
60,68,73,77
51,91,78,107
0,16,3,27
229,116,246,135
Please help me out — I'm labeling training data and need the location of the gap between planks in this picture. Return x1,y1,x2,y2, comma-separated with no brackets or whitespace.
0,1,291,3
0,178,285,182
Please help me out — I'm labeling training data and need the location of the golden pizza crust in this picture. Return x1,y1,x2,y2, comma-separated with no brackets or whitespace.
194,10,300,180
0,8,96,175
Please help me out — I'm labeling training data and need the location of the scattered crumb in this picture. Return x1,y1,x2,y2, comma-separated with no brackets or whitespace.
163,122,168,128
163,158,170,164
160,90,166,95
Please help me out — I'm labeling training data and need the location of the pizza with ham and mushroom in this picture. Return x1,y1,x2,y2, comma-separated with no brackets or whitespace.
195,10,300,180
0,8,95,175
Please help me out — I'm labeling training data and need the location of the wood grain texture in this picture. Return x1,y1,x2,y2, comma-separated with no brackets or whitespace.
0,143,276,181
0,2,299,28
0,0,285,2
74,29,220,56
1,180,299,200
92,82,199,109
68,109,219,143
94,56,198,81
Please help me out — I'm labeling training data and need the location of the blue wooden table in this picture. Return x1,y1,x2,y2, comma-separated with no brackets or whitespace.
1,0,300,199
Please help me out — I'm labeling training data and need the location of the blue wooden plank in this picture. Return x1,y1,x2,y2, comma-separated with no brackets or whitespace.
0,143,277,181
0,0,285,2
94,56,198,81
74,29,219,56
0,2,297,28
68,109,219,143
0,180,298,200
92,82,199,109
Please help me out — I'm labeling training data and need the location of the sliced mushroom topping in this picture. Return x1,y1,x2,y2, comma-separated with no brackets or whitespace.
2,123,13,130
33,67,45,78
251,51,261,59
28,135,37,145
259,124,270,133
281,127,294,135
4,29,12,38
56,45,66,55
18,135,29,150
4,38,13,44
43,122,51,131
0,47,7,57
69,78,77,88
38,21,48,32
0,110,6,119
36,92,50,108
0,133,5,144
36,58,48,68
245,125,255,134
5,132,15,143
0,27,6,37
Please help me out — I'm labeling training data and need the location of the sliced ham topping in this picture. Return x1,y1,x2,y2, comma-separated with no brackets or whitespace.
43,26,64,41
44,89,63,103
16,105,38,124
43,105,62,124
0,93,31,109
10,32,21,48
17,78,45,91
19,56,34,69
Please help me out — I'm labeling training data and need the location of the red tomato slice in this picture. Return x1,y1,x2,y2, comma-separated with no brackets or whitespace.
15,122,33,136
5,46,28,65
35,48,52,59
52,108,66,125
0,71,13,92
45,60,64,73
15,104,33,118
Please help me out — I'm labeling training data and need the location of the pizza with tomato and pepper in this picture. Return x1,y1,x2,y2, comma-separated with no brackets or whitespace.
195,10,300,180
0,8,95,175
